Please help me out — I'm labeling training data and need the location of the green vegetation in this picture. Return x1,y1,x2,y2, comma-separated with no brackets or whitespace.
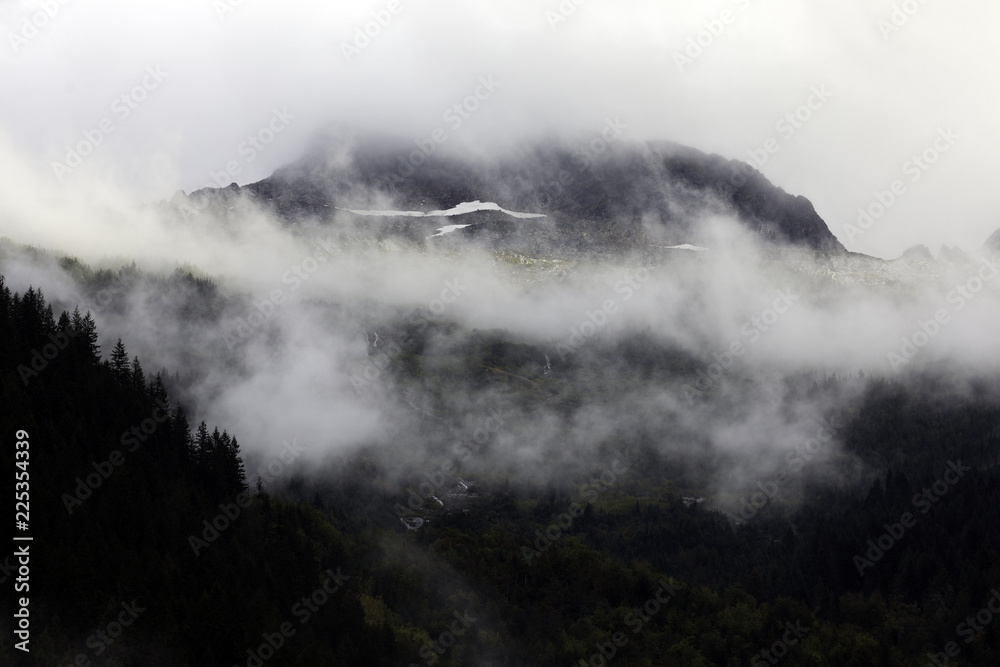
3,270,1000,665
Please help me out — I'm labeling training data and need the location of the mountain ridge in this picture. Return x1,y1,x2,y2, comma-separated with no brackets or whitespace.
176,133,846,256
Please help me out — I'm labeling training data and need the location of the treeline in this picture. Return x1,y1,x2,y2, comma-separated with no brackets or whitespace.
0,276,395,665
333,323,1000,665
4,263,1000,666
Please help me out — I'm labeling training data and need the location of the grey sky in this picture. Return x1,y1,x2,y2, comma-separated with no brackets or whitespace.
1,0,997,259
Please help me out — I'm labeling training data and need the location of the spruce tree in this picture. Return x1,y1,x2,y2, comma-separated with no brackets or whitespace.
110,338,129,383
148,372,169,409
130,355,145,393
71,308,101,363
228,435,247,491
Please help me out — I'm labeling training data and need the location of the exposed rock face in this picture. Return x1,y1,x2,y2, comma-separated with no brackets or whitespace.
175,133,846,257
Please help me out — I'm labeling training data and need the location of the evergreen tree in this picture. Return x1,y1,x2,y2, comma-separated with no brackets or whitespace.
148,372,169,408
18,286,54,339
71,308,101,364
130,355,145,393
110,338,129,383
195,421,211,470
228,435,247,491
172,405,194,465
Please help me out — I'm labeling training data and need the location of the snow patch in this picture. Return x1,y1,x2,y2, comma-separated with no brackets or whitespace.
651,244,709,252
429,224,474,238
340,200,546,219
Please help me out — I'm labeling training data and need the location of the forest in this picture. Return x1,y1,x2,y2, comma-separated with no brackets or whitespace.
2,265,1000,666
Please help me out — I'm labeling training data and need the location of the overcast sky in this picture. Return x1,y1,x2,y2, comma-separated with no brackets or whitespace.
1,0,997,259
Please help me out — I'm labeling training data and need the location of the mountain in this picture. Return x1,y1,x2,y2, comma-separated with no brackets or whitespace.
10,131,1000,666
897,244,934,262
176,132,846,256
6,244,1000,665
984,227,1000,252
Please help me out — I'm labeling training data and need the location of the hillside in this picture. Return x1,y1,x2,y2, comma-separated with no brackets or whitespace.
175,133,846,256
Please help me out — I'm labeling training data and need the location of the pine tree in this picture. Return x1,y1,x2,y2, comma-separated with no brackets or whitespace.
18,286,54,339
57,310,72,334
172,405,194,465
148,372,169,409
195,421,211,470
110,339,129,383
71,308,101,364
0,276,13,366
0,275,10,321
130,356,145,393
228,436,247,491
212,427,227,474
215,429,234,483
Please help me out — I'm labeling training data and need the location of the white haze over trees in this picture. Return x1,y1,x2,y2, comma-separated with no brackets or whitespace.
1,146,999,509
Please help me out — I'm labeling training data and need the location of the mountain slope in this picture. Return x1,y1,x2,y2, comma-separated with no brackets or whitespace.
179,133,846,255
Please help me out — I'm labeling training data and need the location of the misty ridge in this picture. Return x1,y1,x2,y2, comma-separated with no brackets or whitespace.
3,129,1000,519
8,2,1000,663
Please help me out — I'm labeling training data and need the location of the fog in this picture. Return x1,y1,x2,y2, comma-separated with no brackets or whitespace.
2,147,999,520
2,1,1000,525
5,6,1000,666
2,0,1000,258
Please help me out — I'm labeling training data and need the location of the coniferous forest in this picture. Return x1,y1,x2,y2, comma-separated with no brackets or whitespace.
3,259,1000,666
5,2,1000,665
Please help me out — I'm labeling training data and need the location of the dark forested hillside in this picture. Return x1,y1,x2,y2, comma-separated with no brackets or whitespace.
4,263,1000,666
0,275,395,666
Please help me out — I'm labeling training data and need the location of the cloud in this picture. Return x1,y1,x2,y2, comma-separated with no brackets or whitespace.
4,181,998,516
1,0,999,258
